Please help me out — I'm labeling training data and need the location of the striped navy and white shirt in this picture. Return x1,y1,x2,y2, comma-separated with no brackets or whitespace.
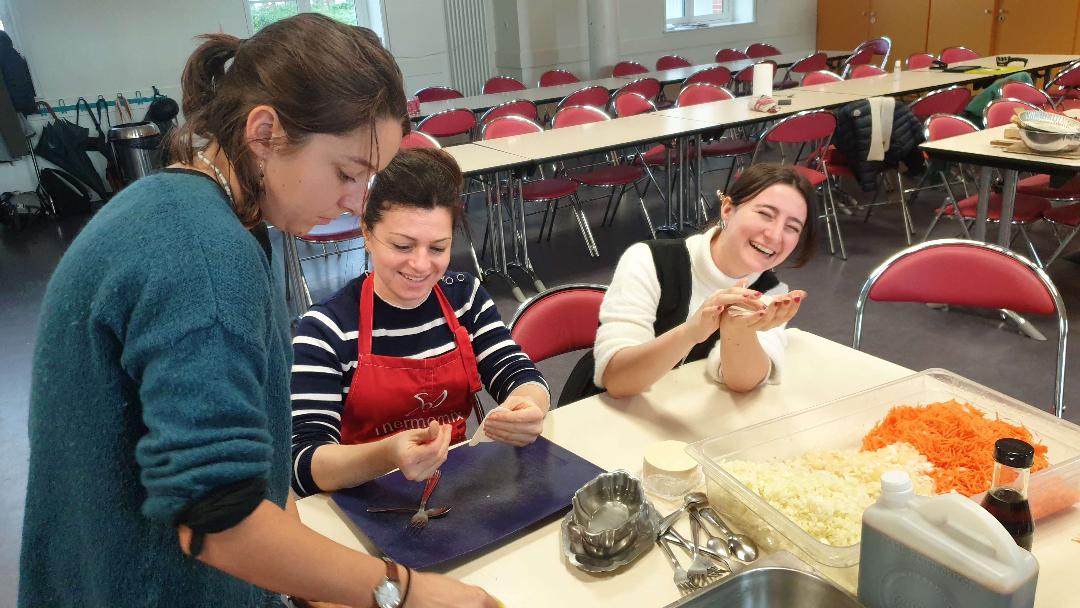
290,271,547,496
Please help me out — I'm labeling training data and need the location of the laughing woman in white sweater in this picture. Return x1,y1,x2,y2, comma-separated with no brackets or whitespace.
594,164,819,397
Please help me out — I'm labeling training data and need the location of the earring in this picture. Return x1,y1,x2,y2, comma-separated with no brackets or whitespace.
258,160,265,179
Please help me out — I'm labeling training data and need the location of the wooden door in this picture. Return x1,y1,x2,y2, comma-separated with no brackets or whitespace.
870,0,931,66
818,0,871,51
926,0,996,57
994,0,1078,54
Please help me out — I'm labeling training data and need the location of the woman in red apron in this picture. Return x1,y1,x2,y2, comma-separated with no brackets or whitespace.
290,148,550,495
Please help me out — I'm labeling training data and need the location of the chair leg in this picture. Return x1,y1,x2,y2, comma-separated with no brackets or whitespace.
633,181,656,239
896,171,913,245
545,201,560,242
601,186,620,226
1044,224,1080,267
1018,225,1044,267
568,194,599,257
923,171,956,242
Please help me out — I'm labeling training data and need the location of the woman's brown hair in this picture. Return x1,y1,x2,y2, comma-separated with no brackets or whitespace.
363,147,465,230
719,163,819,267
170,13,407,227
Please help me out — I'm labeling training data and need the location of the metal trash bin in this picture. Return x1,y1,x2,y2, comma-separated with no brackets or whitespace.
108,121,162,185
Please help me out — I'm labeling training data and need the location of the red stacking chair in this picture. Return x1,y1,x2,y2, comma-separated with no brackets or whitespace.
1041,204,1080,267
750,109,845,258
478,99,539,125
909,86,972,121
399,131,440,149
538,69,580,87
612,61,649,77
939,46,980,63
551,85,611,122
682,65,732,88
414,86,463,102
509,284,607,406
551,104,656,239
801,70,843,86
983,97,1039,128
715,48,749,63
849,64,886,79
732,60,777,96
482,75,526,94
841,37,891,77
615,77,661,103
907,53,936,69
656,55,691,70
611,91,656,118
1000,82,1055,110
1044,60,1080,109
675,84,752,195
853,239,1068,418
482,115,598,257
745,42,781,58
416,108,476,141
777,52,828,89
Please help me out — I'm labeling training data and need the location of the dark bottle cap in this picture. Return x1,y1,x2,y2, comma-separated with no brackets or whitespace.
994,438,1035,469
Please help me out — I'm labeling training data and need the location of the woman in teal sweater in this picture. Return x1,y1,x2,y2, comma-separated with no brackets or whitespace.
20,14,495,608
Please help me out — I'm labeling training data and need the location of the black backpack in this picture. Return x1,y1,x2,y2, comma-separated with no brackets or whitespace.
0,33,36,115
37,168,92,216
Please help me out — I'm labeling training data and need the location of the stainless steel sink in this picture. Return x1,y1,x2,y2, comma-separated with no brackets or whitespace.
665,566,864,608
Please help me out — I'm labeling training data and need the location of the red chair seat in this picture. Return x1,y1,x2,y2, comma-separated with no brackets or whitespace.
943,193,1050,222
1044,202,1080,226
571,165,645,187
1016,174,1080,199
790,164,828,187
696,138,755,157
521,178,579,201
638,143,674,166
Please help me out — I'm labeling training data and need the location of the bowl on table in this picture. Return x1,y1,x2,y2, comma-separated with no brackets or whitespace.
1018,126,1080,153
567,470,651,559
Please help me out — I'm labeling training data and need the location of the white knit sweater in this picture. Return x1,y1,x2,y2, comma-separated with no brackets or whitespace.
593,227,789,388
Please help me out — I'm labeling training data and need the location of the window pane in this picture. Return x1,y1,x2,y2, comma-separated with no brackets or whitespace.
311,0,358,26
693,0,724,17
250,1,299,32
666,0,685,20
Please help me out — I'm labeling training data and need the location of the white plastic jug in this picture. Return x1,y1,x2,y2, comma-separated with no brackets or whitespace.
858,470,1038,608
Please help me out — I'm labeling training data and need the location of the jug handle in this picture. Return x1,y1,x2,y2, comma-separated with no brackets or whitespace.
914,493,1025,566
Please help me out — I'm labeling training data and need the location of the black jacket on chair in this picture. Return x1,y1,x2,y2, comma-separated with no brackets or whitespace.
832,99,927,191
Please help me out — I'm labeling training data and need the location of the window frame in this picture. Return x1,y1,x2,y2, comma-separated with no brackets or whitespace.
665,0,735,30
244,0,370,35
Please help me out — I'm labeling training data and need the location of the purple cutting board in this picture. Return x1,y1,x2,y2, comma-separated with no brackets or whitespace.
330,436,605,570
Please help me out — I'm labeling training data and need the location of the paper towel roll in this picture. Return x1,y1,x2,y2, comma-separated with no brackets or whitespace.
752,62,773,98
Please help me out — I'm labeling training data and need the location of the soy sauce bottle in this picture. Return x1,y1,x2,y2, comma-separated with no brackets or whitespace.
981,438,1035,550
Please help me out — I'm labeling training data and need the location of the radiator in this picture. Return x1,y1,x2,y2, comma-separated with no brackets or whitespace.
444,0,492,97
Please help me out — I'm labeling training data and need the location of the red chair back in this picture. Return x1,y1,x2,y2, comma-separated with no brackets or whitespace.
801,70,843,86
1001,82,1054,109
400,131,441,149
482,76,526,94
734,60,776,83
479,99,539,124
855,37,892,64
675,83,734,107
907,53,936,69
415,86,463,102
850,64,886,79
984,98,1039,128
612,61,648,77
552,105,610,128
656,55,692,70
939,46,980,63
925,113,979,142
763,110,837,144
745,42,781,58
416,108,476,138
715,48,749,63
1046,60,1080,96
612,91,656,117
557,86,610,111
481,115,542,140
618,77,661,101
509,285,607,363
789,52,828,75
909,86,972,121
684,65,732,87
539,69,580,87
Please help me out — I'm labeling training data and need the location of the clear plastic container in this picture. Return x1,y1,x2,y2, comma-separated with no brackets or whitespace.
686,369,1080,576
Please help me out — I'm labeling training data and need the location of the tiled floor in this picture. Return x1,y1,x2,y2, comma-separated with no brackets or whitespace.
2,164,1078,605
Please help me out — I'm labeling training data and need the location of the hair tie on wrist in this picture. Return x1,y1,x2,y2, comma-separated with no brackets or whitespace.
400,565,412,607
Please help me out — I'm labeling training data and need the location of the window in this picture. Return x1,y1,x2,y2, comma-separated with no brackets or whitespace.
246,0,370,33
665,0,734,30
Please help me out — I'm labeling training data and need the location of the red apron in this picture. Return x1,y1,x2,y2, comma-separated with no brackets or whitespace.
340,275,483,445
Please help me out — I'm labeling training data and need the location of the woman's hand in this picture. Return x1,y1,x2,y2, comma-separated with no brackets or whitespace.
483,396,545,447
408,571,500,608
683,282,764,344
720,290,806,334
386,421,452,481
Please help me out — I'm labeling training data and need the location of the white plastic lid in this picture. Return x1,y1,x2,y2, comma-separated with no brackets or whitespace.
881,469,912,493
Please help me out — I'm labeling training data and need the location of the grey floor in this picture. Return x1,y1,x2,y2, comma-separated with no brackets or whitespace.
2,162,1078,605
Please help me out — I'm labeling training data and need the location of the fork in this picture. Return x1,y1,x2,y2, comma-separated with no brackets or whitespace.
686,509,724,584
656,536,696,593
407,469,441,533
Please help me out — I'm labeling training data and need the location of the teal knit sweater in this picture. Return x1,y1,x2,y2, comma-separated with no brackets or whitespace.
20,171,292,607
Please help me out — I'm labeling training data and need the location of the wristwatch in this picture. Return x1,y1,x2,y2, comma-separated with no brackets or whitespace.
373,557,404,608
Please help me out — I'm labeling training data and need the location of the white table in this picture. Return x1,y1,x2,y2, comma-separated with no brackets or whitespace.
622,50,851,87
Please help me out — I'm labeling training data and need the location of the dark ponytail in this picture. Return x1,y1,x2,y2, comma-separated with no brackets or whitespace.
170,14,407,228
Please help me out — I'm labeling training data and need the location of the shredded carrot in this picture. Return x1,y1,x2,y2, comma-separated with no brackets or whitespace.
861,400,1049,497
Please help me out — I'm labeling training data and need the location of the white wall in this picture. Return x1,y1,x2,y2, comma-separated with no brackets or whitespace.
382,1,452,96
